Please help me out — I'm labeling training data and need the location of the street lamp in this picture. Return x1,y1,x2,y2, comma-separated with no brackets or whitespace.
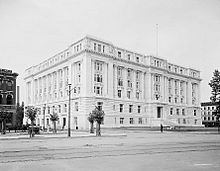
67,83,77,137
68,84,71,137
43,104,46,131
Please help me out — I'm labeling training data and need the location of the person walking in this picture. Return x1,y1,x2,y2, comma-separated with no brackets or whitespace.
160,124,163,133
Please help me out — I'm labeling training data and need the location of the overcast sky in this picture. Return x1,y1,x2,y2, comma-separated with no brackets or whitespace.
0,0,220,103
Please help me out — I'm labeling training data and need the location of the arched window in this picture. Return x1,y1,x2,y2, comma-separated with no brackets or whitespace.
6,95,13,105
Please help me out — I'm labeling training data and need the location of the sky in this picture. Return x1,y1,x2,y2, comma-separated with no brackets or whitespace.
0,0,220,103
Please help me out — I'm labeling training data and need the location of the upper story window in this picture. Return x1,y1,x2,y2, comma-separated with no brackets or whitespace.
127,69,131,78
77,63,81,72
118,78,123,87
119,104,123,112
94,43,97,51
155,75,160,82
94,61,103,72
168,65,171,71
58,105,61,113
6,95,12,105
7,81,12,91
136,71,140,80
118,90,122,98
98,44,101,52
136,56,139,63
194,110,197,116
127,54,131,60
118,51,121,58
103,45,105,53
117,67,123,77
174,68,177,73
94,73,103,83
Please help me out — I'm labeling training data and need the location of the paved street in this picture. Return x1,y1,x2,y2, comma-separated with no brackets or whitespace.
0,129,220,171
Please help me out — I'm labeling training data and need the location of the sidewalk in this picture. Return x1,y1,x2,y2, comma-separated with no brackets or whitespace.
0,130,127,140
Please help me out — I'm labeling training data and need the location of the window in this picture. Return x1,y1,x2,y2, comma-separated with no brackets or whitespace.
170,108,173,115
176,109,180,115
94,86,103,95
94,61,102,71
117,67,122,76
182,109,185,115
118,90,122,98
75,102,79,111
97,102,103,111
64,104,67,113
129,105,133,113
94,74,103,83
136,82,140,89
7,81,12,90
130,118,134,124
168,66,171,71
98,44,101,52
94,43,96,51
155,75,160,82
6,95,12,105
175,97,177,103
103,45,105,53
120,118,124,124
136,92,140,99
169,97,171,103
127,91,131,99
194,110,197,116
136,71,140,80
136,56,139,63
138,118,142,124
127,69,131,77
119,104,123,112
138,106,141,113
118,51,121,57
48,106,50,114
127,54,131,60
183,119,186,124
58,105,61,113
118,78,123,86
127,80,132,88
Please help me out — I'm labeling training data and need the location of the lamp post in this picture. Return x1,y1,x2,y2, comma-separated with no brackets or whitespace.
216,94,220,133
43,104,46,131
68,84,71,137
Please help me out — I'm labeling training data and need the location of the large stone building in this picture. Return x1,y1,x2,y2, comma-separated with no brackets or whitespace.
24,35,202,130
201,102,219,127
0,68,18,132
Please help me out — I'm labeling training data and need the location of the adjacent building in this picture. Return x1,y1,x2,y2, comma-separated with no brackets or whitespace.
201,102,219,127
24,35,202,130
0,68,18,132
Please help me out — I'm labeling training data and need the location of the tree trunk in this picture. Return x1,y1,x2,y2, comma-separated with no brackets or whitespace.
30,121,34,138
53,121,57,133
90,122,94,133
96,122,101,136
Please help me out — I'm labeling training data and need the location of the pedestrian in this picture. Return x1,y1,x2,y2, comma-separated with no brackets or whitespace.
160,124,163,133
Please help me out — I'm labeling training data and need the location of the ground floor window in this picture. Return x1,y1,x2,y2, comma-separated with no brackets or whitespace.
120,118,124,124
130,118,134,124
138,118,142,124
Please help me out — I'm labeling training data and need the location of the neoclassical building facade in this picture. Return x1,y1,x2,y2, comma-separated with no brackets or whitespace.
24,35,202,130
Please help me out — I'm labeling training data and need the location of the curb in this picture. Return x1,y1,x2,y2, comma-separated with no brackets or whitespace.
0,134,127,141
